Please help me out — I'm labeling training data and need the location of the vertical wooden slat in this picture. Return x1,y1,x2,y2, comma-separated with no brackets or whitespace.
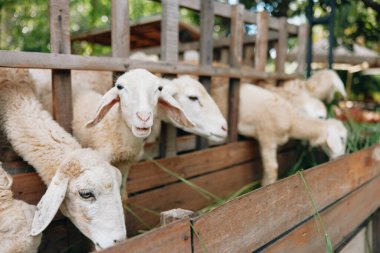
255,11,269,72
243,45,255,67
197,0,215,149
275,17,288,73
112,0,129,58
296,24,308,76
49,0,72,133
160,0,179,157
227,4,244,143
372,209,380,252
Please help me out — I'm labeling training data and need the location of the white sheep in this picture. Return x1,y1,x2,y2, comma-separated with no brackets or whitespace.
0,68,126,250
238,83,347,185
265,83,327,119
0,164,42,253
147,75,228,145
306,69,347,102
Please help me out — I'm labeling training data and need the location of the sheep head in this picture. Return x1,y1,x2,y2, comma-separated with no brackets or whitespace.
159,76,228,143
320,119,348,159
31,149,126,250
86,68,193,138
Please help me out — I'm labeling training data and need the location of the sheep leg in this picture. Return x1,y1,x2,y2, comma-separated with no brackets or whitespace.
259,141,279,186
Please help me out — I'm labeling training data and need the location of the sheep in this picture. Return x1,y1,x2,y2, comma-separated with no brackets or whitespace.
0,68,126,250
265,83,327,119
306,69,347,102
238,83,347,186
146,75,228,146
0,164,42,253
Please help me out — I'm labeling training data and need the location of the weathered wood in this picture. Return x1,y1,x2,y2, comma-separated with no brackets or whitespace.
296,24,308,75
159,123,177,158
255,11,269,72
127,150,297,235
161,0,179,62
112,0,129,58
99,219,191,253
49,0,72,132
263,175,380,253
0,50,303,79
275,17,288,73
243,45,255,67
227,78,240,143
372,209,380,252
160,209,194,226
227,4,244,143
192,146,380,253
199,0,214,66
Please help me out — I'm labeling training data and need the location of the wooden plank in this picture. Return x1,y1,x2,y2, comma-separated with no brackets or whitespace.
227,4,244,143
160,0,179,157
263,175,380,253
129,141,260,194
126,150,297,235
12,172,46,205
296,24,308,75
275,17,288,73
100,219,191,253
0,50,302,80
243,45,255,67
49,0,72,132
372,209,380,252
255,11,269,73
112,0,129,58
192,146,380,253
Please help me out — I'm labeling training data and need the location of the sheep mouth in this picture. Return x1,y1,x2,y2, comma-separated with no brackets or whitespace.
132,126,151,137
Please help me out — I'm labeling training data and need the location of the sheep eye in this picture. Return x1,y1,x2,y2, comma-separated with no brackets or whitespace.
188,96,199,101
116,84,124,90
79,190,95,200
158,86,163,92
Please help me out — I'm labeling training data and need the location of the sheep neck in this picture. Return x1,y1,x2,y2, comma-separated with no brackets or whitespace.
289,113,327,145
0,86,81,185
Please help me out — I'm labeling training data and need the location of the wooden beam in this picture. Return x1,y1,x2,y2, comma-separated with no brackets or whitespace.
0,50,303,79
192,146,380,253
227,4,244,143
275,17,288,73
112,0,129,58
99,219,191,253
263,175,380,253
160,0,179,157
255,11,269,73
296,24,308,76
49,0,72,133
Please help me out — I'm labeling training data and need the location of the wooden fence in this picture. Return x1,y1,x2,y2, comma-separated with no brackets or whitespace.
0,0,378,252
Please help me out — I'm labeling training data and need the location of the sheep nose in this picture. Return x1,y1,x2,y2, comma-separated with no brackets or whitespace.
221,125,228,132
136,112,151,122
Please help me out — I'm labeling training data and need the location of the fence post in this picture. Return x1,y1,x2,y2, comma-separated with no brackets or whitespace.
275,17,288,74
197,0,215,150
255,11,269,74
159,0,179,158
49,0,72,133
296,24,308,76
112,0,129,58
227,4,244,143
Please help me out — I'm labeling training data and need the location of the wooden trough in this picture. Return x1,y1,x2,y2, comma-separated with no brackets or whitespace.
0,0,379,252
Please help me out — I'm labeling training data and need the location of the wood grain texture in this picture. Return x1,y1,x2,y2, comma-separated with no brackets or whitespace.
126,150,297,235
255,11,269,72
296,24,308,75
192,146,380,253
128,141,260,193
275,17,288,73
0,50,303,79
161,0,179,62
99,219,191,253
49,0,70,54
199,0,214,66
112,0,129,58
263,175,380,253
229,4,244,68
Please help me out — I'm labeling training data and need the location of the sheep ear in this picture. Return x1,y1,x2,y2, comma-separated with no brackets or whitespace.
31,170,68,236
158,92,195,128
86,87,120,128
